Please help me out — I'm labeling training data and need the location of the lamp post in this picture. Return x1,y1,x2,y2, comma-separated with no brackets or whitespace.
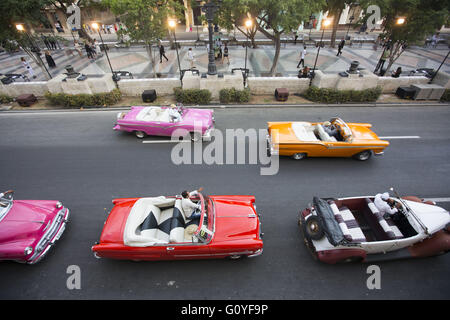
169,19,183,86
201,0,222,76
92,22,119,86
310,18,331,87
16,24,52,79
243,19,252,87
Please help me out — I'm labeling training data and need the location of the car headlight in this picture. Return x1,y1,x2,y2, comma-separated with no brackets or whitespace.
24,247,33,256
56,201,63,209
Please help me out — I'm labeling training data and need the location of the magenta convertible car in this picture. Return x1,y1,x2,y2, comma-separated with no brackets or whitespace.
0,190,69,264
113,104,214,141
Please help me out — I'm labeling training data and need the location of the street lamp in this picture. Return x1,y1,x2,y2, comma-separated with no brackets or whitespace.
201,0,222,76
310,18,331,86
15,24,52,79
92,22,119,85
243,18,252,87
169,19,183,85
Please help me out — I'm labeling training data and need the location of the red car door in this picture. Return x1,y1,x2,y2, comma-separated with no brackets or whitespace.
164,243,212,260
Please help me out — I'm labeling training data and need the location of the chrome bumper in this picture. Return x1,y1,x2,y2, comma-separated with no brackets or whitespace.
247,248,263,258
202,127,214,141
266,135,278,156
373,151,385,156
28,207,70,264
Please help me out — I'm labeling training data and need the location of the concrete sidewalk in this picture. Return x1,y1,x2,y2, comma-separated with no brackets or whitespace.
1,41,448,81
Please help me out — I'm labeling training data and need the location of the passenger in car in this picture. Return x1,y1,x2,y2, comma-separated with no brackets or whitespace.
168,104,182,122
181,187,203,220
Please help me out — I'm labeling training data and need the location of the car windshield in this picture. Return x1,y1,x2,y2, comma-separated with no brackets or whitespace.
0,193,13,222
331,118,353,142
195,193,214,243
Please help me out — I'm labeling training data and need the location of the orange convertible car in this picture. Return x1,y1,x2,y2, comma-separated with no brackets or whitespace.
267,118,389,161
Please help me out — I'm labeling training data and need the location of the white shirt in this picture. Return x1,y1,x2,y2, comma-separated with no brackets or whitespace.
181,190,200,218
187,50,194,61
168,108,181,122
374,193,398,216
300,49,306,59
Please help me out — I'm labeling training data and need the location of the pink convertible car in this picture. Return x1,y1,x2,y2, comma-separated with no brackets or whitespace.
113,104,214,141
0,191,69,264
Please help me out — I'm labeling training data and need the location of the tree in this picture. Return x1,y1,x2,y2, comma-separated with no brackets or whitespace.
216,0,258,48
360,0,449,76
0,0,55,79
248,0,325,76
103,0,182,78
321,0,356,48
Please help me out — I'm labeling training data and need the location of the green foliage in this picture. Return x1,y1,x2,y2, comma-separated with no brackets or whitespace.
440,89,450,102
304,86,382,103
103,0,182,45
219,88,251,103
173,87,212,105
45,89,122,108
0,94,14,104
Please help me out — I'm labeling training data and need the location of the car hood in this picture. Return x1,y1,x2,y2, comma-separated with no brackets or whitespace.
211,196,259,242
404,200,450,234
0,201,55,244
348,124,388,144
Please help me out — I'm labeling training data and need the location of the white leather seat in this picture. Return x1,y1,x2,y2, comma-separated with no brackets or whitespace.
329,201,367,243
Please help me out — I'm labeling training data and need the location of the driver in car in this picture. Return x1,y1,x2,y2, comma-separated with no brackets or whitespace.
323,121,342,141
181,187,204,220
168,104,182,122
374,192,402,221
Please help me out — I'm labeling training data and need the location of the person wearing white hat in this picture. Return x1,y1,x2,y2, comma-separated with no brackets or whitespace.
374,192,402,219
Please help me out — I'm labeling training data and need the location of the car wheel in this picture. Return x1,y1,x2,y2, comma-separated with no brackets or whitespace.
191,132,202,142
304,216,325,241
135,131,146,139
353,150,372,161
292,153,307,160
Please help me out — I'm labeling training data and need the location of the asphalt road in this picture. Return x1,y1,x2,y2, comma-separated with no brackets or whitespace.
0,105,449,301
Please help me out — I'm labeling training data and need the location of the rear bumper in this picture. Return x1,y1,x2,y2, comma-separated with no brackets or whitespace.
373,151,384,156
266,135,278,156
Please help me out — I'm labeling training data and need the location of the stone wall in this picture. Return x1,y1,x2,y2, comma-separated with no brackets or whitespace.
1,70,447,101
247,77,310,95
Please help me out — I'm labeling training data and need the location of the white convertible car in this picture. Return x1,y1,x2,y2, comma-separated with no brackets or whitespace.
298,190,450,264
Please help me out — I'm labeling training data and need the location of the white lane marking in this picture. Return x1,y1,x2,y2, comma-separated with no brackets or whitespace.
423,198,450,203
142,140,190,144
379,136,421,139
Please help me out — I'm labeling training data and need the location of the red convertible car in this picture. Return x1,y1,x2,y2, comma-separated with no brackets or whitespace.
92,192,263,261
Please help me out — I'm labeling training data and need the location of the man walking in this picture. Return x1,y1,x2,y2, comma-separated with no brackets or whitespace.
336,39,345,56
297,46,307,68
375,46,390,74
159,44,168,63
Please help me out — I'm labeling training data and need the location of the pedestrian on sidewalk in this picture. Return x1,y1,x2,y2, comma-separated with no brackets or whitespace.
20,57,36,79
85,41,94,59
297,46,307,68
187,48,195,68
74,40,83,56
222,43,230,65
336,39,345,56
42,36,51,50
93,39,102,57
375,46,390,74
159,44,168,63
44,50,56,68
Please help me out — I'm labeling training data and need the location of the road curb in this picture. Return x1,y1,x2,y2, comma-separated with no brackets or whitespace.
0,102,448,114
